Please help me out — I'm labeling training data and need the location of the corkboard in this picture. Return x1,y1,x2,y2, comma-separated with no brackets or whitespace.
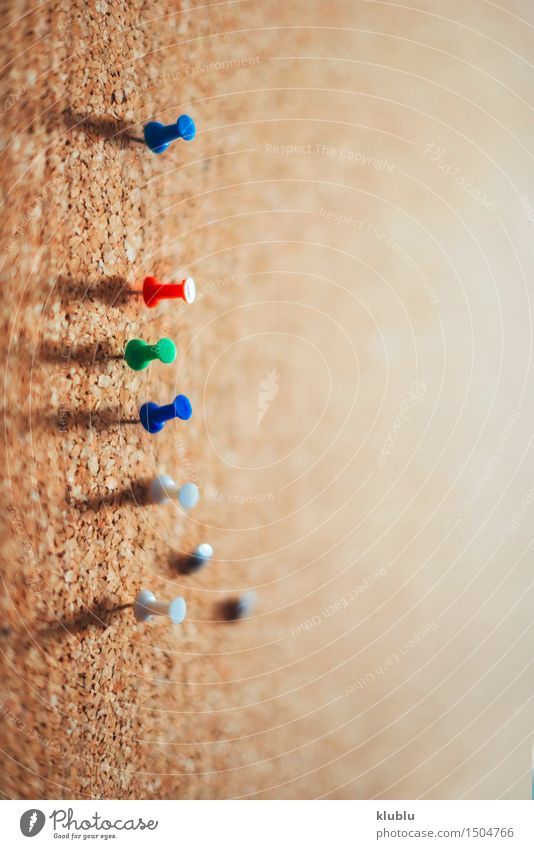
1,0,533,799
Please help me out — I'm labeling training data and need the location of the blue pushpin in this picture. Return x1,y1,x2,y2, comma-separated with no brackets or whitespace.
139,394,192,433
143,114,196,154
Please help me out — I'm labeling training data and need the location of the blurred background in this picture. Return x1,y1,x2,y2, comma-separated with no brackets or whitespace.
0,0,533,799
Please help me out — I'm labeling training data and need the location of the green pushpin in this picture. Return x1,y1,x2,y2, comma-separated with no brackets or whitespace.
124,337,176,371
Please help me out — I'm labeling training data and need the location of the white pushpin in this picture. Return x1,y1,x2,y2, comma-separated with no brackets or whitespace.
150,474,200,509
189,543,214,571
133,590,187,624
235,590,256,618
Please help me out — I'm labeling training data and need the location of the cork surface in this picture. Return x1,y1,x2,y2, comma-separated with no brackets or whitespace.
0,0,533,799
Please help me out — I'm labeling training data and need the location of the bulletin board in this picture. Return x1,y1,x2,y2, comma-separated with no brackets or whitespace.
1,0,533,800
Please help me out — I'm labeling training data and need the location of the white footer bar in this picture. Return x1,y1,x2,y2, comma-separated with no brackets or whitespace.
3,799,533,848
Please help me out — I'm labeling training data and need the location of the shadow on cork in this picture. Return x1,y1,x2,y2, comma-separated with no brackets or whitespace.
56,275,141,308
68,478,153,512
61,108,144,146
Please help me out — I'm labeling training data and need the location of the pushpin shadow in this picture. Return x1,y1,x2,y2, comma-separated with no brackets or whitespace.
43,406,138,433
0,600,131,654
217,592,256,622
40,339,120,367
13,406,136,435
70,478,152,512
57,275,141,308
41,600,129,640
172,554,203,575
218,599,245,622
61,108,144,147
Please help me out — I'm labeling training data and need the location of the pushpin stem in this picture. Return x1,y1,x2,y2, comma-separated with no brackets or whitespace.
134,590,187,624
156,124,183,146
142,599,172,617
149,474,199,507
164,481,181,499
144,345,162,364
159,283,185,300
152,401,179,427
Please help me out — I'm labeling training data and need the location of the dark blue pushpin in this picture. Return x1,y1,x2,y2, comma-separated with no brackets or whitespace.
139,394,192,434
143,114,196,154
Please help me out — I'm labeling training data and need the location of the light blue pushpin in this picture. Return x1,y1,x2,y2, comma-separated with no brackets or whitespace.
179,543,213,574
223,590,256,621
235,591,256,618
143,114,196,154
189,543,213,572
150,474,199,510
193,543,213,563
133,590,186,625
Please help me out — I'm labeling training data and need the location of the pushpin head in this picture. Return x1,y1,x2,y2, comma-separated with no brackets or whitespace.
140,402,160,432
155,337,176,363
174,394,193,419
139,394,192,433
182,277,196,304
178,482,199,510
168,596,187,625
188,543,213,572
124,337,176,371
194,543,213,561
143,276,196,308
177,114,196,141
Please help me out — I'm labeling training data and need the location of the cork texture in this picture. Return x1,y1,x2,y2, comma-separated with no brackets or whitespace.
0,0,533,799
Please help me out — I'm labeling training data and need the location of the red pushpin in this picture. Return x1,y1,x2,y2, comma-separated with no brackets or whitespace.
143,276,196,309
